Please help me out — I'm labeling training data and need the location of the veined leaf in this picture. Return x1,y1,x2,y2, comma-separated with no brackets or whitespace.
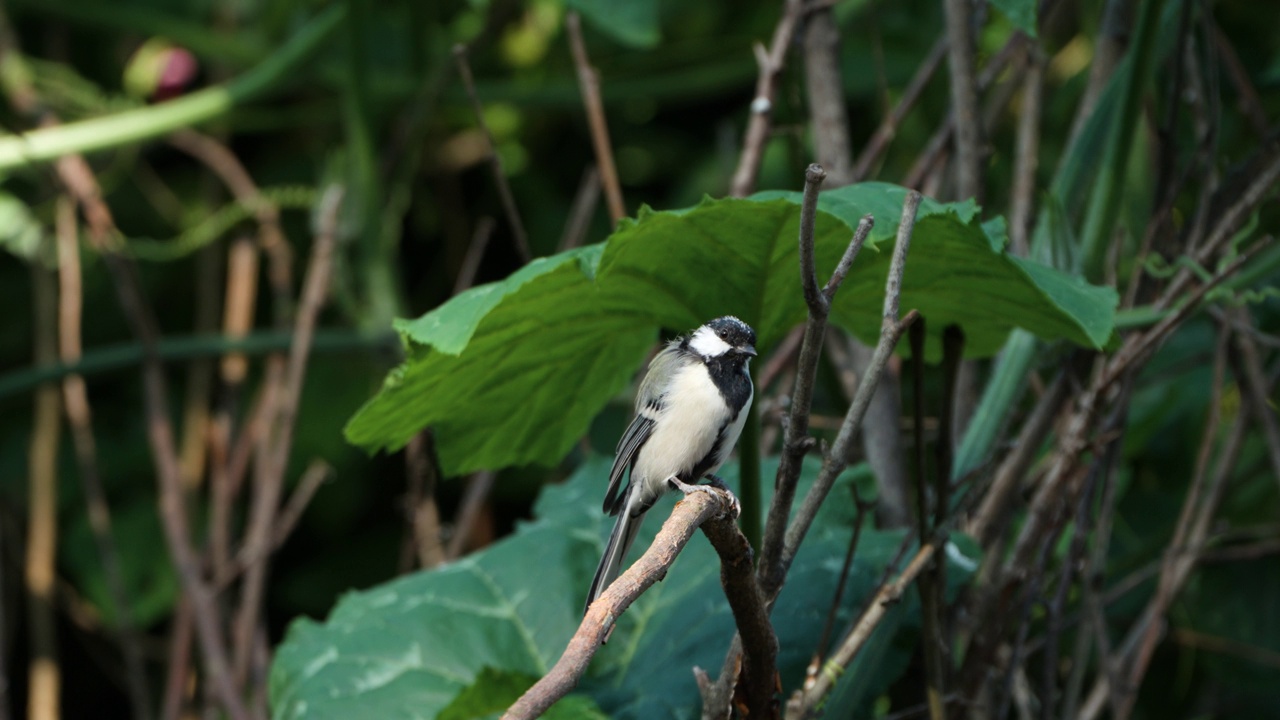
345,182,1117,472
269,456,978,719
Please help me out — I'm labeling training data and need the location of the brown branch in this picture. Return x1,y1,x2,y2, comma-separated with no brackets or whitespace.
1009,48,1044,255
759,165,874,599
941,0,983,201
730,0,804,197
55,196,153,720
49,134,252,720
400,431,444,573
504,488,760,719
778,191,921,582
559,165,601,251
802,8,853,183
446,470,497,560
1209,21,1270,138
566,13,625,225
453,43,532,262
851,36,948,182
161,596,194,720
26,259,62,720
231,186,343,692
1228,308,1280,489
788,537,942,717
453,217,496,296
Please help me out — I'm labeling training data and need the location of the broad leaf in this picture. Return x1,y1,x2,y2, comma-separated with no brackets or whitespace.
438,667,607,720
270,456,981,719
346,183,1116,472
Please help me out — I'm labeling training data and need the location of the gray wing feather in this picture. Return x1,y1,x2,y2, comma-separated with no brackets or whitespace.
602,342,684,514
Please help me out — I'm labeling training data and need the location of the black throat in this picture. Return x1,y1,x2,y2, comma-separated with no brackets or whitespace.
704,354,753,416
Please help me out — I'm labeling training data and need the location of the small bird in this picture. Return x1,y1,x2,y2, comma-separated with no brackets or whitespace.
585,316,757,614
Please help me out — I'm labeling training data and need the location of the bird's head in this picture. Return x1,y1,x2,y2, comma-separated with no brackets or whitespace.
689,316,757,363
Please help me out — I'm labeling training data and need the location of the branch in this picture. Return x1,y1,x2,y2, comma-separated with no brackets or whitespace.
941,0,983,200
778,191,921,580
758,165,874,598
850,36,948,182
729,0,804,197
453,43,532,262
566,13,625,226
788,537,942,717
504,487,767,718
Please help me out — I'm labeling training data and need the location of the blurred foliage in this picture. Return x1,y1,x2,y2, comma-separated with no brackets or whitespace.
0,0,1276,718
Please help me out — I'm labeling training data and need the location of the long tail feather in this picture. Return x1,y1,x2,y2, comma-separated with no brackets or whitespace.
585,500,645,615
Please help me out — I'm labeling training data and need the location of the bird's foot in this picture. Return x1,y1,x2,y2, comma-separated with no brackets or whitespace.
667,476,741,519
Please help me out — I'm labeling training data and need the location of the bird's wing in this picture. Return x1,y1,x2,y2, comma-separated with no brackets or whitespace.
602,342,683,514
603,412,653,515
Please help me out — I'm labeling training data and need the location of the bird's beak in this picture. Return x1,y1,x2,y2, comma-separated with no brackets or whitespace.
740,345,757,357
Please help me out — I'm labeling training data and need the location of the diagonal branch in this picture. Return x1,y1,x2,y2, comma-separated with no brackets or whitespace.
504,487,770,719
730,0,805,197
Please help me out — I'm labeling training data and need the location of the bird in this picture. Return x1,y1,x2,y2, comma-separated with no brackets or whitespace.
585,315,757,615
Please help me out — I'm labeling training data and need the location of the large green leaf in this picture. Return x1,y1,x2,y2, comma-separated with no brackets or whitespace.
345,182,1116,471
270,456,981,719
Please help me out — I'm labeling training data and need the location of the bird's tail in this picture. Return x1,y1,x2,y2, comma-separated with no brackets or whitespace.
585,500,645,616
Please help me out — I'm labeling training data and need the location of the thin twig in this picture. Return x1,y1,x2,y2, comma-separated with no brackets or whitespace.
1228,308,1280,488
851,36,948,182
566,14,625,225
778,191,922,583
758,166,875,597
453,217,496,295
1009,48,1044,255
1207,20,1269,139
504,488,758,718
790,537,942,717
803,7,853,183
26,260,62,720
559,165,601,251
56,196,152,720
730,0,804,197
452,43,532,262
942,0,983,200
446,470,498,560
231,186,344,694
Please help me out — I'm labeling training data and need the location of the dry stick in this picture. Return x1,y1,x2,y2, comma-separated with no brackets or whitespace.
1172,628,1280,670
792,537,942,717
807,488,876,684
850,36,948,182
1009,49,1044,256
965,371,1069,545
758,165,874,596
231,187,344,694
1229,308,1280,488
52,149,250,720
453,217,497,295
957,247,1258,712
55,197,153,720
908,321,946,720
942,0,983,201
446,470,497,560
565,14,625,225
268,460,332,552
452,44,531,261
800,0,911,531
780,191,922,580
803,8,854,182
26,263,62,720
161,597,195,720
559,166,602,251
504,488,762,719
729,0,805,197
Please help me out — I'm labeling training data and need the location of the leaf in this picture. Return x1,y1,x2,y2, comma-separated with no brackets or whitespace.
269,456,977,719
566,0,661,49
988,0,1037,36
346,182,1117,472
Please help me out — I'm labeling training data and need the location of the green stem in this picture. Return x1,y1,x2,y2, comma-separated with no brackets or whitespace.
0,5,344,171
0,329,397,402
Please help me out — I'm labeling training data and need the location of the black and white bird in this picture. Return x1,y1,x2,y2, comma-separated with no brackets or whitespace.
585,316,757,614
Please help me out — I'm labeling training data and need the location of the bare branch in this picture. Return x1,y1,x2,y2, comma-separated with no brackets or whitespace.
453,43,532,262
851,37,948,182
942,0,984,200
730,0,804,197
566,13,626,225
504,488,761,719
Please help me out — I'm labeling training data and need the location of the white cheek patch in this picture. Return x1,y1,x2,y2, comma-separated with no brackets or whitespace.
690,327,732,357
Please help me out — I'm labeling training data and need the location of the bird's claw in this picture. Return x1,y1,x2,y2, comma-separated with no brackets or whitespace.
667,476,741,519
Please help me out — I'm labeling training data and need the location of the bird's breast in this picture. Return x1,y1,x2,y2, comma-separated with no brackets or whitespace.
632,363,731,489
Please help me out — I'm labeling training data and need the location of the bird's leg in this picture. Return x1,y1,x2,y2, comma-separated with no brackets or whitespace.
667,475,741,518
